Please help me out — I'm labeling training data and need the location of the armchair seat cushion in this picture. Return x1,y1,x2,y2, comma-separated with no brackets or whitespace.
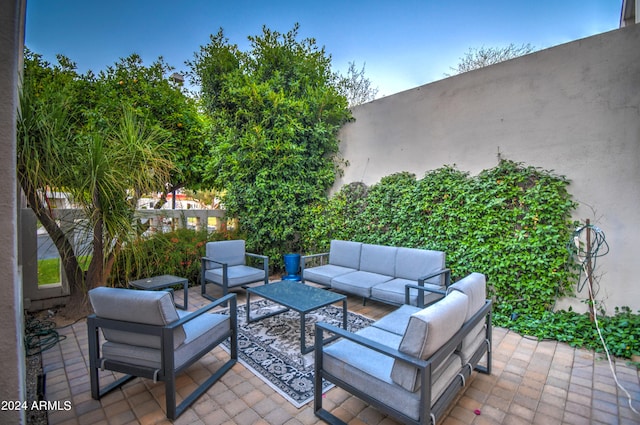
204,265,266,288
371,278,445,306
371,304,421,335
101,313,230,370
331,271,392,298
302,264,355,287
324,335,463,422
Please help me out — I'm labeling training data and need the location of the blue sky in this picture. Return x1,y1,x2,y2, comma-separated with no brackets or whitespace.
25,0,622,98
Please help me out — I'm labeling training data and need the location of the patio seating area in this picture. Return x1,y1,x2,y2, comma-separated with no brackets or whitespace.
41,284,640,425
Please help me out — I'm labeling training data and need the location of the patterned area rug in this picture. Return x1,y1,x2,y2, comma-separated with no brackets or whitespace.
220,299,373,408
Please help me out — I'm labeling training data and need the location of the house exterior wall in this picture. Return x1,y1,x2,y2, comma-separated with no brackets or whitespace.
0,0,26,423
335,24,640,313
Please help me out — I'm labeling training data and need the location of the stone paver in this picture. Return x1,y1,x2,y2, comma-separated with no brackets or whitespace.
40,285,640,424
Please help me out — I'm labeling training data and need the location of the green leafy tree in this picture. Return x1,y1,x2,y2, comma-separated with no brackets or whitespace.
17,50,180,305
188,24,352,263
88,54,209,202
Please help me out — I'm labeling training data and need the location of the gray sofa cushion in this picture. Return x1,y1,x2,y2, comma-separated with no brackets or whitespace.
371,278,445,306
302,264,356,287
447,272,488,364
101,312,230,370
323,331,463,421
328,240,362,269
395,247,446,285
331,271,392,298
204,265,266,288
390,290,468,392
359,244,397,275
89,287,186,349
371,304,421,335
205,240,246,268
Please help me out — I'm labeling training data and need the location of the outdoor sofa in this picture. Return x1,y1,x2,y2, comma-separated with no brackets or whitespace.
314,272,492,425
301,240,450,306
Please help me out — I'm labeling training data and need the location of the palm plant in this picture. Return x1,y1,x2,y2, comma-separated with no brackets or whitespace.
18,54,173,300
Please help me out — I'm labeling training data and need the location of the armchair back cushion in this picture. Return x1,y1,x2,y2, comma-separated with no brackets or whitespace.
205,240,246,268
390,290,468,392
395,247,446,285
359,244,397,276
89,287,186,349
328,240,362,269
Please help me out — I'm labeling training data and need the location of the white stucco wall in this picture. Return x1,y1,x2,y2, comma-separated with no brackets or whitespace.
335,24,640,313
0,0,26,424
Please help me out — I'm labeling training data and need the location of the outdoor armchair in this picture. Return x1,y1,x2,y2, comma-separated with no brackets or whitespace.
87,288,237,420
201,239,269,301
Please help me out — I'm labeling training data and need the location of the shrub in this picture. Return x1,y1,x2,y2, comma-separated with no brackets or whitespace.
498,307,640,359
110,228,236,287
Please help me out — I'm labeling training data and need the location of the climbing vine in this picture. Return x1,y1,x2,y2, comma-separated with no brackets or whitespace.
301,159,579,318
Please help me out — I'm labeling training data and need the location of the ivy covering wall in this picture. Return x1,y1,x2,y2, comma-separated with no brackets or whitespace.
301,159,579,320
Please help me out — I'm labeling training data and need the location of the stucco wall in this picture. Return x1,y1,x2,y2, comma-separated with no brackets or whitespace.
0,0,26,424
335,24,640,313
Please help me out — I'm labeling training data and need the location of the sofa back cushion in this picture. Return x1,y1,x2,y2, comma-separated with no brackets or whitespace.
359,244,397,275
328,240,362,269
206,240,246,268
447,272,486,322
395,247,445,283
390,290,468,392
447,273,489,364
89,287,186,349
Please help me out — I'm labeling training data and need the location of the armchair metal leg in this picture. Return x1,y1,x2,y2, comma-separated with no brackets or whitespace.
92,373,136,400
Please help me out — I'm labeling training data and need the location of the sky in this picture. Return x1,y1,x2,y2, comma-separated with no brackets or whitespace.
25,0,623,98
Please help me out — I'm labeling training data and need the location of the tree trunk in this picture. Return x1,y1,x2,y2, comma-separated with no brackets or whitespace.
19,176,85,298
85,189,104,291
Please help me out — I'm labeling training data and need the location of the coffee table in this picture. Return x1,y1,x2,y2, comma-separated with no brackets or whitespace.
245,280,347,354
129,274,188,310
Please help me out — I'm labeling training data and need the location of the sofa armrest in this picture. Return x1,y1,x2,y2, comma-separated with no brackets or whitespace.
404,283,447,307
417,268,451,287
405,268,450,308
301,252,329,265
300,252,329,282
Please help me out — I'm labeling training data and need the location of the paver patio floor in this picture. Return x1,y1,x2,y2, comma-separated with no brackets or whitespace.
41,285,640,425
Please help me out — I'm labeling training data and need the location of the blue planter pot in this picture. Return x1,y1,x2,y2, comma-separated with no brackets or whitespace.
282,253,301,281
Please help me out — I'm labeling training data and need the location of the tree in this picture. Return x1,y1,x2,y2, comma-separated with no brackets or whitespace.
17,51,175,306
89,54,210,203
448,43,535,75
188,24,352,262
338,61,379,107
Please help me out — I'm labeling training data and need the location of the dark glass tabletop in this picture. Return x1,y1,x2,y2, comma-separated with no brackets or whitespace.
247,280,345,313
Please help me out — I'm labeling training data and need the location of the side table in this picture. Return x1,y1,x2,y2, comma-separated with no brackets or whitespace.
129,274,188,310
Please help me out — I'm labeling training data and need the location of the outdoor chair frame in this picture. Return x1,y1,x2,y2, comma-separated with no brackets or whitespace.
201,240,269,302
87,292,238,420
